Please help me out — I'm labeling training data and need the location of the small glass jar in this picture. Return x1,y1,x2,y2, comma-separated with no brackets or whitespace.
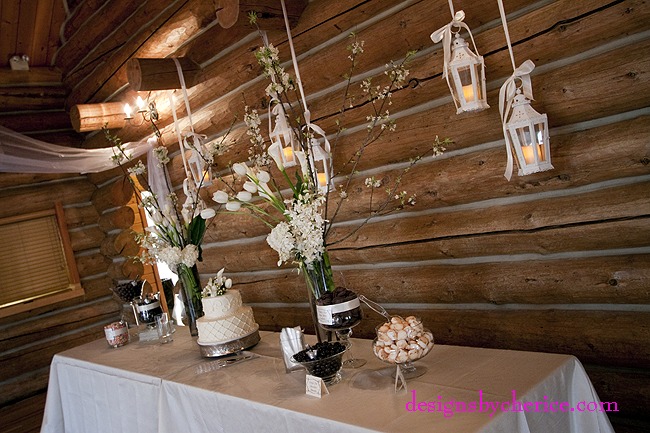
104,321,129,348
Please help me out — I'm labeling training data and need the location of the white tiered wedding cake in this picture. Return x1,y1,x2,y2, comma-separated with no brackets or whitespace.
196,269,259,346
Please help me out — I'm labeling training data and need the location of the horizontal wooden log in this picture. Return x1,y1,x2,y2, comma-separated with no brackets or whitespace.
310,0,650,134
91,176,133,214
55,0,142,76
100,229,139,257
69,226,105,252
76,253,112,278
63,204,100,229
127,57,203,92
107,258,144,280
229,253,650,306
202,217,650,273
69,102,126,132
0,297,118,353
252,306,650,369
0,86,66,112
0,179,96,219
98,205,135,232
76,0,400,147
81,276,114,301
585,365,650,420
0,389,47,428
0,110,72,133
0,172,79,190
0,324,110,384
0,67,61,86
198,113,650,243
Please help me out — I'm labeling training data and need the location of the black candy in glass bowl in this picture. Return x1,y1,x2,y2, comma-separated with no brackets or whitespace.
291,341,349,385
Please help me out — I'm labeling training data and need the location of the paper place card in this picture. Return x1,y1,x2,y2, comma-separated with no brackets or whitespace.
306,374,329,398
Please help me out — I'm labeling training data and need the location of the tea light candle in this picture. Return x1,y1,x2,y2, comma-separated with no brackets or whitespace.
283,146,294,163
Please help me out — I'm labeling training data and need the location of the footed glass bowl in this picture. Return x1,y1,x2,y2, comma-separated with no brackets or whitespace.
372,316,434,379
291,342,349,385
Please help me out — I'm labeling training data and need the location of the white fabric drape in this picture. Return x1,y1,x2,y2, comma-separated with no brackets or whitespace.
0,125,153,174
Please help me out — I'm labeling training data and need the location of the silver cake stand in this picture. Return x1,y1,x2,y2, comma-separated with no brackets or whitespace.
197,327,261,358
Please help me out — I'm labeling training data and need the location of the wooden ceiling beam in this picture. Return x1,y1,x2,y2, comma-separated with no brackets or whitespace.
0,67,62,86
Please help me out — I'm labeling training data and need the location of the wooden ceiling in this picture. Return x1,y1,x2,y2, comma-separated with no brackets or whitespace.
0,0,305,151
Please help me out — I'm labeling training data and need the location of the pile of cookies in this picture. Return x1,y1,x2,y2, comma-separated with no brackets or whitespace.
373,315,434,363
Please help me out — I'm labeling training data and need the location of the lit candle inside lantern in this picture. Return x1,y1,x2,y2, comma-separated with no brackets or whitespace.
317,173,328,188
462,84,475,102
521,144,544,164
124,103,133,119
283,146,294,163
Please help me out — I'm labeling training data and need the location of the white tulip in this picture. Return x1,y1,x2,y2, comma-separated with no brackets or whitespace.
257,170,271,183
237,191,252,202
200,208,216,219
232,162,248,177
225,278,232,289
267,141,284,170
225,201,241,211
243,181,258,193
212,190,229,204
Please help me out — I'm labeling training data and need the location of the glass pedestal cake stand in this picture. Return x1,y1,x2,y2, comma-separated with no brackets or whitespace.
198,326,261,358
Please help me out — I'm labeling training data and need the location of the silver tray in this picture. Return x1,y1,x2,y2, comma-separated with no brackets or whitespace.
197,328,261,358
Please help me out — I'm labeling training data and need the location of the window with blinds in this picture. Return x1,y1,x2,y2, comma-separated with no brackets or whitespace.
0,204,83,316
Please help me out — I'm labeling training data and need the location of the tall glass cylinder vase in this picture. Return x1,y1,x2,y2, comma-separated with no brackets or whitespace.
301,251,336,343
176,263,203,337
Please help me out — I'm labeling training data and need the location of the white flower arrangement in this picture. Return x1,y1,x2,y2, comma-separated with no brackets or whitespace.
202,268,232,297
210,18,449,272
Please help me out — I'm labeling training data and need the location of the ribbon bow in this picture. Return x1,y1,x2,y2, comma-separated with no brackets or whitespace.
430,10,469,80
498,59,536,180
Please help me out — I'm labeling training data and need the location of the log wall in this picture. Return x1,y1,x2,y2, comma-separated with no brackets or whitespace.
157,1,650,429
1,1,648,432
0,174,118,424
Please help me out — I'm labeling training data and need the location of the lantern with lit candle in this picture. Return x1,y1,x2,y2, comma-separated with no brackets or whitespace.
431,8,489,115
270,104,298,168
309,139,332,193
505,90,553,176
184,133,212,187
447,32,489,114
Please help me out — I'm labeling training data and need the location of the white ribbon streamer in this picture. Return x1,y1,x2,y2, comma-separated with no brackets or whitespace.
280,0,332,190
496,0,537,180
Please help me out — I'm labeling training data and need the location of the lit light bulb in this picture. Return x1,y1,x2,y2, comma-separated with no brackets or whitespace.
135,96,146,112
124,103,133,119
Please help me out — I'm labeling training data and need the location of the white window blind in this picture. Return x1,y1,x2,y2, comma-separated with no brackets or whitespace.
0,208,78,309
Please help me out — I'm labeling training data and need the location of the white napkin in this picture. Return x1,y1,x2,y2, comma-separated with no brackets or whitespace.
280,326,305,372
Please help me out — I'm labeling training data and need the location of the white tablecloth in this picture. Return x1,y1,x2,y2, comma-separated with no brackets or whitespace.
41,330,614,433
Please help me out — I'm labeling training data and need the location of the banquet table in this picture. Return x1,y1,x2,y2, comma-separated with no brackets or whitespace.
41,329,614,433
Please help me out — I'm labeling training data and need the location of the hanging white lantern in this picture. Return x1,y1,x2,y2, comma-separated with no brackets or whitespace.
447,33,489,114
269,104,298,168
309,139,332,193
431,8,489,115
505,90,553,176
183,134,212,187
496,0,553,180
